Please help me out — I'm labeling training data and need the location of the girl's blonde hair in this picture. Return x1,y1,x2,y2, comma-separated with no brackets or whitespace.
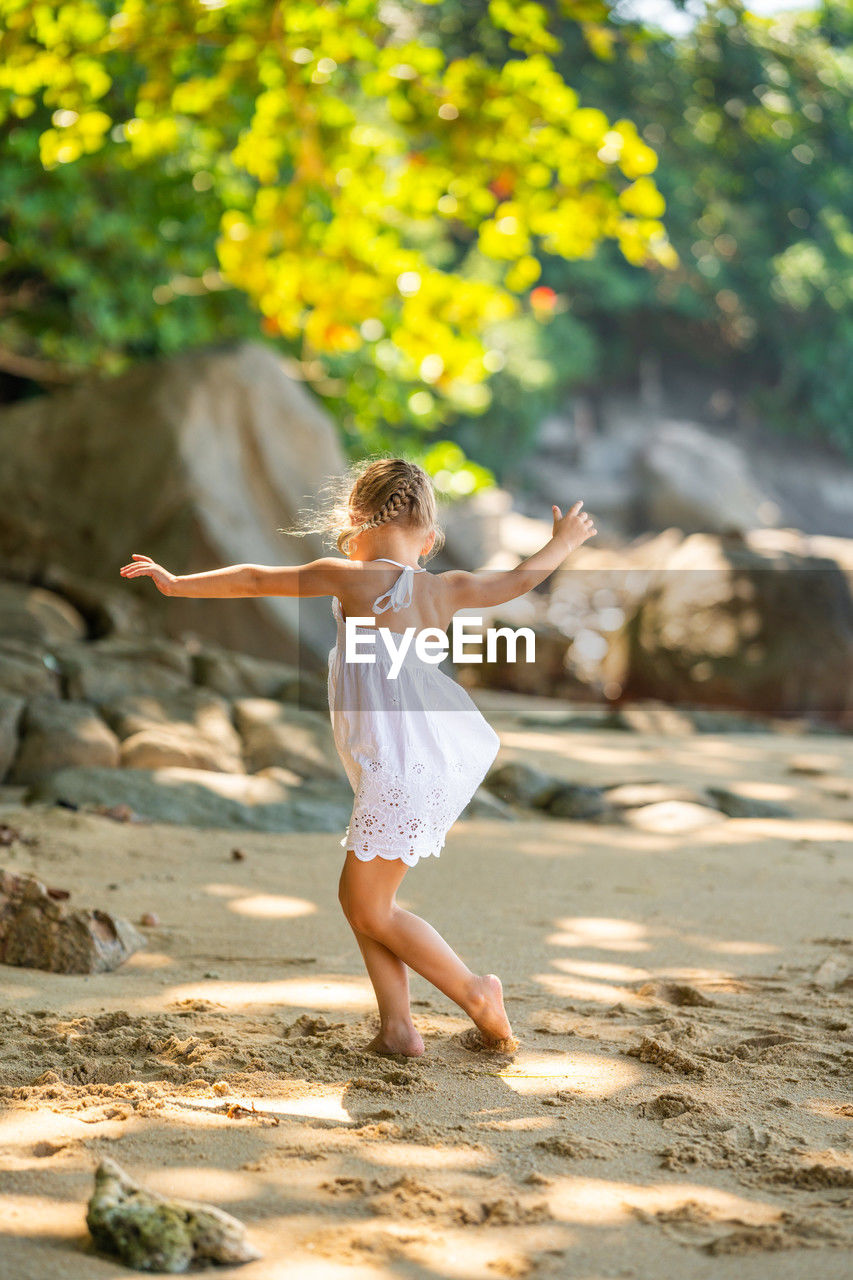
283,457,444,558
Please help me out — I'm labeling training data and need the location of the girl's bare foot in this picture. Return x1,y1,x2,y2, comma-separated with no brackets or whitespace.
367,1021,425,1057
465,974,515,1048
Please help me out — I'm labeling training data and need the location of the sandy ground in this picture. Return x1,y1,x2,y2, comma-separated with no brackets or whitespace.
1,693,852,1279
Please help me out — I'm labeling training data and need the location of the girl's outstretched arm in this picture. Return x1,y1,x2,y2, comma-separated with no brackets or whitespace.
119,555,349,599
441,501,596,612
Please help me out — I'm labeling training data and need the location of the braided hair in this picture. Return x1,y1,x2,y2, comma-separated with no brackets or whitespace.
339,459,442,556
280,457,444,560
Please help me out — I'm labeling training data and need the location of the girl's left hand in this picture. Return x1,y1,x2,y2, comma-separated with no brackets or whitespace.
120,554,177,595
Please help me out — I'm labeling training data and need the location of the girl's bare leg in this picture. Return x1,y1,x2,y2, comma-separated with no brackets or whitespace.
339,851,513,1046
338,860,424,1056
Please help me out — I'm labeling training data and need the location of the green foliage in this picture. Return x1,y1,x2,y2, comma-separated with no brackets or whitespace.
0,0,672,461
552,0,853,452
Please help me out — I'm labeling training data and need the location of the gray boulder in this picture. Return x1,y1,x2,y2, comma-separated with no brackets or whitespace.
0,640,62,698
638,420,778,535
26,765,351,833
234,698,343,779
9,698,120,784
0,580,87,646
0,694,25,781
194,645,328,711
0,341,345,666
626,532,853,723
545,784,611,820
461,787,517,821
705,787,793,820
119,728,241,774
484,761,563,809
101,689,243,773
57,636,193,703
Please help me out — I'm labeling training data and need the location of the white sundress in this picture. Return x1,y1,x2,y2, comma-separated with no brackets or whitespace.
327,558,500,867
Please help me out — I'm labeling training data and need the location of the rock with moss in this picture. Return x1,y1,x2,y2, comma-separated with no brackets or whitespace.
86,1157,261,1272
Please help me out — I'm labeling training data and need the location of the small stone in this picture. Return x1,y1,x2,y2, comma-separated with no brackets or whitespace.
0,869,145,974
706,787,793,819
484,761,562,809
545,783,610,821
139,912,159,928
86,1156,260,1271
230,848,246,861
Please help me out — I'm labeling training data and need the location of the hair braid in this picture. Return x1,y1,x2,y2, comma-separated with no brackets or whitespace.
357,479,417,533
279,457,443,558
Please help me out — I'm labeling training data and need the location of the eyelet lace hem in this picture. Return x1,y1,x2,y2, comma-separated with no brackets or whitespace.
341,833,443,867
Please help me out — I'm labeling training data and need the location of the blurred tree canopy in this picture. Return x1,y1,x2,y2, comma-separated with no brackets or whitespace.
1,1,849,483
0,0,673,490
448,0,853,466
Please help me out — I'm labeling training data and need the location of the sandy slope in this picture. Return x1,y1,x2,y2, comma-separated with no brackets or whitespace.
1,697,852,1279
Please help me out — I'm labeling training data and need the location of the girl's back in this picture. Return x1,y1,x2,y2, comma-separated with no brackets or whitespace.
333,557,451,634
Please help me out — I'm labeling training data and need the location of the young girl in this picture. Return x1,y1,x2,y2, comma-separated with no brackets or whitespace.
120,458,596,1056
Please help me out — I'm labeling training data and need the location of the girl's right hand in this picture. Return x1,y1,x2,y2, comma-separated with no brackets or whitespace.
552,500,596,549
119,554,177,595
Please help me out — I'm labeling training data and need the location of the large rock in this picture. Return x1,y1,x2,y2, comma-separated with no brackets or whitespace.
234,698,344,779
57,636,194,703
0,581,87,646
26,765,353,833
9,698,120,784
193,644,328,710
637,420,779,536
0,640,62,698
0,869,145,973
36,563,153,639
87,1156,260,1271
0,342,346,666
101,690,243,773
625,531,853,724
0,693,25,781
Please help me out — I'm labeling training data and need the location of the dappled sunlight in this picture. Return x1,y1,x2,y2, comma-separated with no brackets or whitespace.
546,914,780,963
153,974,374,1012
0,1107,91,1150
499,1050,643,1097
203,882,317,918
551,958,653,983
0,1196,82,1240
0,981,38,1000
185,1088,352,1124
396,1225,575,1280
624,801,724,834
475,1114,554,1132
144,1165,259,1203
694,817,853,844
500,730,676,768
723,780,797,801
545,1174,784,1226
203,882,248,898
801,1098,853,1122
534,969,645,1005
228,894,317,919
681,934,778,957
125,950,174,969
548,917,650,952
358,1142,491,1170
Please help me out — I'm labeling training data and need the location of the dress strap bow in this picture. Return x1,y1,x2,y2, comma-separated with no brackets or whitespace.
372,564,420,614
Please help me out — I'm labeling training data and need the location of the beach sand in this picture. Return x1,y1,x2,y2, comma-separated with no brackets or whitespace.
1,693,852,1278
